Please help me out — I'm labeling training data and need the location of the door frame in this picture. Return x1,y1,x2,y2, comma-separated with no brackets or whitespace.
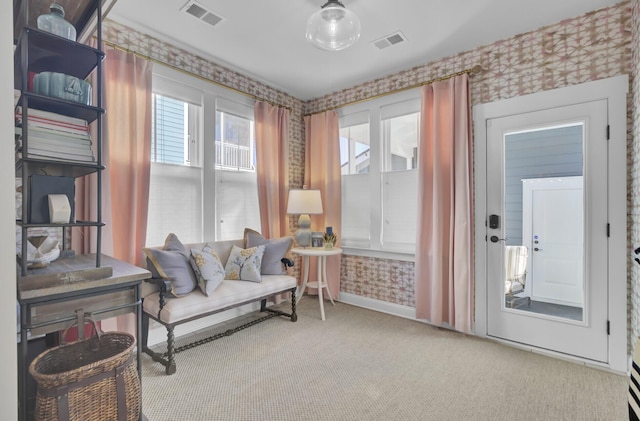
473,75,628,373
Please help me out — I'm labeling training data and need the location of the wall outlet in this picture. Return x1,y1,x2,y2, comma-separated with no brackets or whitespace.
347,271,355,281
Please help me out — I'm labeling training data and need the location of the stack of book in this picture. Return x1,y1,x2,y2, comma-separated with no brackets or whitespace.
15,108,95,163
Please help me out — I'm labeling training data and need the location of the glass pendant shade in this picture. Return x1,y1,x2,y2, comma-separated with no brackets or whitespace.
306,0,361,51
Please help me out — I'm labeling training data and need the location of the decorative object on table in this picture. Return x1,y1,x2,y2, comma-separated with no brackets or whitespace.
306,0,361,51
22,235,61,268
37,3,77,41
323,226,337,248
311,232,324,248
29,315,141,421
287,187,323,247
28,174,75,224
48,194,71,224
32,71,92,105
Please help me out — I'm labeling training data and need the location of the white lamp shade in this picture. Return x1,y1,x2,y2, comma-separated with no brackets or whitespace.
306,1,361,51
287,189,323,215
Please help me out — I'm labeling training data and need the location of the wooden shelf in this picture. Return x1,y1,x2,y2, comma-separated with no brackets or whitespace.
17,253,113,294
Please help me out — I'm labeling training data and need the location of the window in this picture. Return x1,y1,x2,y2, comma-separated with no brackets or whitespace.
147,93,203,247
146,66,260,246
339,91,420,256
214,99,260,241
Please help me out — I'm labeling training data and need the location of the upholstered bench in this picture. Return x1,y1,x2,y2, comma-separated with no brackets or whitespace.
141,233,297,375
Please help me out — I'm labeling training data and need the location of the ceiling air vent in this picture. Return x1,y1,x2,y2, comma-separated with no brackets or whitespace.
181,0,225,28
372,31,407,50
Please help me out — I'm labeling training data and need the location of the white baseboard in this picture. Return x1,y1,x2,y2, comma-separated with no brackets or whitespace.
337,292,416,320
146,301,261,347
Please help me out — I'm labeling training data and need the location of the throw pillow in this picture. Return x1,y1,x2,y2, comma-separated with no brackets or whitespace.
143,233,197,297
189,248,225,296
244,228,293,275
224,244,266,283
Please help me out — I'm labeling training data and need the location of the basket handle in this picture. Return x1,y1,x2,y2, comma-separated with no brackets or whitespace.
61,311,103,348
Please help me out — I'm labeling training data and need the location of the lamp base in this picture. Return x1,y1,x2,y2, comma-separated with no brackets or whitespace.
295,214,312,247
294,228,312,247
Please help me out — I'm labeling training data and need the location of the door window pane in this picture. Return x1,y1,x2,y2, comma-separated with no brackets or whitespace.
503,123,584,322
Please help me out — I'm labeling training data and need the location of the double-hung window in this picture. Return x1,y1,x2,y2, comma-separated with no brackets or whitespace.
147,90,203,247
339,90,420,257
146,65,260,246
214,98,260,241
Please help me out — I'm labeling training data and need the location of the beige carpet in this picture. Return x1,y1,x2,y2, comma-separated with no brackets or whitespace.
141,299,628,420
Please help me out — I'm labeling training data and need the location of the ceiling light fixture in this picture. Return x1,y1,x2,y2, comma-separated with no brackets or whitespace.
305,0,361,51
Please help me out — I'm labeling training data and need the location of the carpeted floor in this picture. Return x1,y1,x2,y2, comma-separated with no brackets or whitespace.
141,299,628,421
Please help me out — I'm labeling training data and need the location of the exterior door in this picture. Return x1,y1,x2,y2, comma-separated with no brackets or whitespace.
486,100,609,362
523,177,584,306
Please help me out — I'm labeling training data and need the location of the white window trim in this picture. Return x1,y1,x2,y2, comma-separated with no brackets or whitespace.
151,64,257,243
338,88,420,261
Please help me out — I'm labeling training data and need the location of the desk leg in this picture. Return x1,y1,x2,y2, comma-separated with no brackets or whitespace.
297,255,310,304
322,254,335,306
136,284,143,421
318,256,325,321
19,303,27,421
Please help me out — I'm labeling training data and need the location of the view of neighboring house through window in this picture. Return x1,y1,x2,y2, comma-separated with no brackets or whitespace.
339,91,420,255
146,67,260,247
147,93,203,246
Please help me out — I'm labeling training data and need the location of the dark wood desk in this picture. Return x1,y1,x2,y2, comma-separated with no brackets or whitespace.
17,254,151,421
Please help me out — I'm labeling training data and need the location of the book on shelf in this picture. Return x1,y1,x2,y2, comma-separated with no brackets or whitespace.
15,108,89,138
17,150,96,163
24,136,91,152
15,107,88,128
16,126,92,142
19,144,95,161
16,128,93,148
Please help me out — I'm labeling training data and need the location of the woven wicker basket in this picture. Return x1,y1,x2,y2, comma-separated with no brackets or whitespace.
29,330,140,421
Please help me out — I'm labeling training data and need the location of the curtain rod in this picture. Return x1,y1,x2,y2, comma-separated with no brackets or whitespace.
304,64,483,117
100,39,292,111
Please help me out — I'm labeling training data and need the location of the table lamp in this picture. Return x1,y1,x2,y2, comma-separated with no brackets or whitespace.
287,188,323,247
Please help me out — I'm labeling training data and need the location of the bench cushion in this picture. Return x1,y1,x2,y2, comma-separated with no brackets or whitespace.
144,275,297,324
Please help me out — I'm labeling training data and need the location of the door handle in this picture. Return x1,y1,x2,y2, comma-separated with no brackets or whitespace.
534,247,542,251
490,236,507,243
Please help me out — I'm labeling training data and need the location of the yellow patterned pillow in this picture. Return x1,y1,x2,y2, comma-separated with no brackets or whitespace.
189,247,225,296
224,245,266,283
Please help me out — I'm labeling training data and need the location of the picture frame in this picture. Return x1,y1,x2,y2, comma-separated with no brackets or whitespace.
311,232,323,248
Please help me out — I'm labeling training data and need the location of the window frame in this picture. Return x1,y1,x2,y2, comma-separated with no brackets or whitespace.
337,89,420,262
147,64,260,245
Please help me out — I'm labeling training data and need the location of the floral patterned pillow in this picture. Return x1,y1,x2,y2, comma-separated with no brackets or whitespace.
224,245,266,283
189,248,225,296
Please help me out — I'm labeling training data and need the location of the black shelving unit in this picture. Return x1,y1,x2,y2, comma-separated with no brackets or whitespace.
14,0,104,277
14,2,105,420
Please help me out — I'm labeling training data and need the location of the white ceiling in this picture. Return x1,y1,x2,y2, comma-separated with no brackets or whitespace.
109,0,621,101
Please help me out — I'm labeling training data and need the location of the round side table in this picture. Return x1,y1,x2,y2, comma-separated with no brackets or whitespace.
291,247,342,321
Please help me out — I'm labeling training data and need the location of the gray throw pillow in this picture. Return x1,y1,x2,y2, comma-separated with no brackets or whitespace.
143,233,197,297
244,228,293,275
